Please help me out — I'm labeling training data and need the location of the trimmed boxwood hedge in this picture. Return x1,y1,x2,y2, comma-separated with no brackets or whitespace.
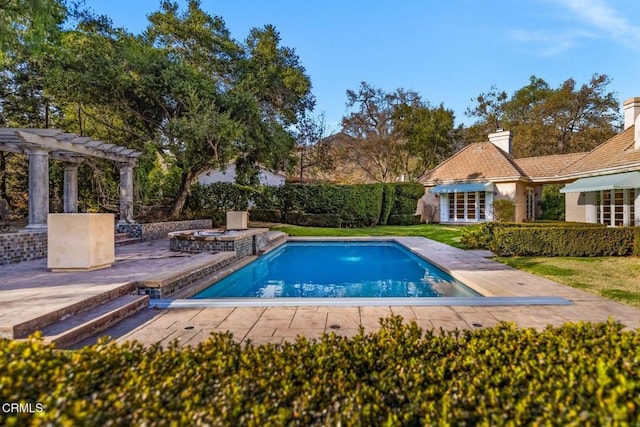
284,211,342,227
2,318,640,426
490,226,635,256
248,208,282,223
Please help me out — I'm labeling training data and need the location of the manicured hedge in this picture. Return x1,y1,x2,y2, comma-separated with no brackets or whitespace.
2,319,640,426
389,182,425,216
460,222,609,251
387,214,422,225
248,209,282,223
490,226,635,256
284,211,342,227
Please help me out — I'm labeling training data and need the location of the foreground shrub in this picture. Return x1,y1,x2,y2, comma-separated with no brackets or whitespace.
2,319,640,426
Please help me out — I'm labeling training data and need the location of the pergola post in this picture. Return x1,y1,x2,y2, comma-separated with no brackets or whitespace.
24,148,50,230
63,162,80,213
118,160,135,224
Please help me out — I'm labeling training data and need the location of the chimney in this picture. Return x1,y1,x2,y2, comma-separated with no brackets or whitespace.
623,97,640,130
488,130,513,154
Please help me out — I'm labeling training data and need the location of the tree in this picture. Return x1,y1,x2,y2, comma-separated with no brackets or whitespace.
294,112,333,182
0,0,66,62
466,74,621,157
341,82,457,182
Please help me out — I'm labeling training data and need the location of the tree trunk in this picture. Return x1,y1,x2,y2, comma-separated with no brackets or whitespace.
169,169,200,220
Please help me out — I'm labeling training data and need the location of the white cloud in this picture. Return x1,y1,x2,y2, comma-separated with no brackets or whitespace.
551,0,640,48
510,29,596,56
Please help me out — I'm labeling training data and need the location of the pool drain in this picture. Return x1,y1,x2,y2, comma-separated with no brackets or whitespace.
472,323,483,328
184,326,195,330
329,324,341,330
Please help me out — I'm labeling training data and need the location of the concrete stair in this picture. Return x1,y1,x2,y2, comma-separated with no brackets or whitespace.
39,294,149,349
115,232,141,246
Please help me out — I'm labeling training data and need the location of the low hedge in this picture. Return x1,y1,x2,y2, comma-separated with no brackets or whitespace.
386,214,422,225
248,209,282,223
460,222,609,251
284,211,342,228
490,226,635,256
2,319,640,425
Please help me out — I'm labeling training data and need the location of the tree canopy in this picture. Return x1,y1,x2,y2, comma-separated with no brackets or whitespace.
341,82,458,182
465,74,621,157
1,0,313,218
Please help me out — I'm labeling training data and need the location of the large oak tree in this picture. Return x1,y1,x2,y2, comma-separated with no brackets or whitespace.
465,74,621,157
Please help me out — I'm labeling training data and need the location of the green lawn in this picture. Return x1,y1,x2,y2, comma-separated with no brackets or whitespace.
495,256,640,309
270,223,466,248
266,222,640,308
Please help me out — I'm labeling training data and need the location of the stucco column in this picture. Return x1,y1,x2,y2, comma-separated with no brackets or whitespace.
63,163,80,213
24,148,50,230
118,161,135,224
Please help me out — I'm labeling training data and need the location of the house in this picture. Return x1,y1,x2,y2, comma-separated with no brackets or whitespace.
559,97,640,227
198,162,286,186
419,130,584,223
419,97,640,226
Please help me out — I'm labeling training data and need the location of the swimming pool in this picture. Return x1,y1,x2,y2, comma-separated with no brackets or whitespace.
191,241,480,299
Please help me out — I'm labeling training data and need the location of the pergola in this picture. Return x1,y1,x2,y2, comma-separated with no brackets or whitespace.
0,128,142,230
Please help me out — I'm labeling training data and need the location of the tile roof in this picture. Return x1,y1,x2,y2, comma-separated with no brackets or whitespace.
514,152,587,180
420,141,527,184
558,126,640,177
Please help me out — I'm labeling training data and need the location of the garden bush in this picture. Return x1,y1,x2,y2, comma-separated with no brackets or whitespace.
490,226,635,256
2,319,640,426
187,182,257,212
492,199,515,222
460,222,609,250
389,182,425,216
378,184,395,225
386,214,422,225
248,209,282,223
284,211,342,227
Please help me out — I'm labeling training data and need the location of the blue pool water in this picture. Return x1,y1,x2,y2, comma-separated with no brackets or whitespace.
191,241,480,299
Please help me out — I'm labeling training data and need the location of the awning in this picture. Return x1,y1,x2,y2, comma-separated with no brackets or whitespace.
559,172,640,193
429,182,494,194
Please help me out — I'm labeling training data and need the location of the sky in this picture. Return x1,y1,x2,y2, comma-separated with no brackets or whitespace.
81,0,640,132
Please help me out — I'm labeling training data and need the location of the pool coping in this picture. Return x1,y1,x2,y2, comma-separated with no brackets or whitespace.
162,236,576,307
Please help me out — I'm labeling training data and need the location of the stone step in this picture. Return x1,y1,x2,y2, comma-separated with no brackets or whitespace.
40,294,149,349
115,236,141,246
10,282,138,339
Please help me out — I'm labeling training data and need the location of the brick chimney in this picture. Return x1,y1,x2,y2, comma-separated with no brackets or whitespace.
488,130,513,154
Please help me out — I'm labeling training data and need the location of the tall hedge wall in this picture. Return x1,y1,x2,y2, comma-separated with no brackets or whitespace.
2,319,640,426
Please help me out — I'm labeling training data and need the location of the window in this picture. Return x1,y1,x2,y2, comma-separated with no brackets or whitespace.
595,188,637,226
525,188,535,221
447,191,487,221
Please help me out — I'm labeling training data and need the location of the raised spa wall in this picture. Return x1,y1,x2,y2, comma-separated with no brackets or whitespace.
168,228,270,258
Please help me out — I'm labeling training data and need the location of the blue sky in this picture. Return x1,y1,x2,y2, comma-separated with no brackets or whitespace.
82,0,640,131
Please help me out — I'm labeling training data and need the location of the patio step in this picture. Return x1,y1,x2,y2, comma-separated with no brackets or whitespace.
115,232,141,246
39,294,149,349
10,282,138,339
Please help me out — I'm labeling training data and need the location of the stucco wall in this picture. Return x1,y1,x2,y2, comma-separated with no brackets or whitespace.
564,192,585,223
